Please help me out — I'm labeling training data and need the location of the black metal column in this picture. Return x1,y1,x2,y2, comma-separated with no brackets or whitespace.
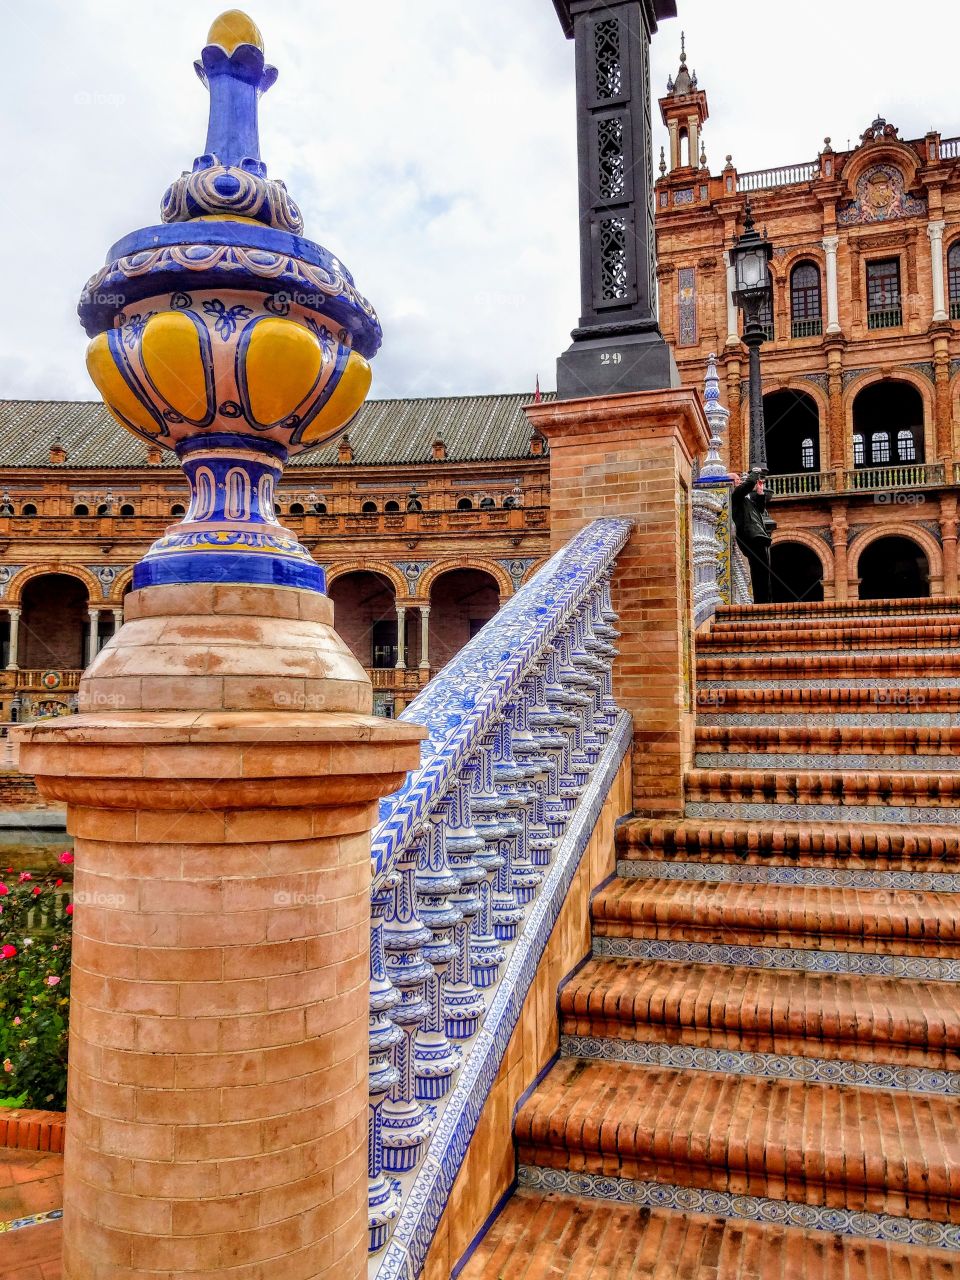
553,0,679,399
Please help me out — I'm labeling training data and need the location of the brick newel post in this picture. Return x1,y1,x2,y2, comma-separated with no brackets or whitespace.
18,583,424,1279
526,389,709,815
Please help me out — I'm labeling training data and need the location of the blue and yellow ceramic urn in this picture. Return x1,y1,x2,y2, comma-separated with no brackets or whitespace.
78,10,380,594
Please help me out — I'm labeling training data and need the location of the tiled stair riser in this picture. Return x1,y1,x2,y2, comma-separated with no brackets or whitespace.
694,752,960,771
685,802,960,824
616,858,960,892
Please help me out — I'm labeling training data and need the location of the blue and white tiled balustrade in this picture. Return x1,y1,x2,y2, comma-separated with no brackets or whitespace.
365,518,633,1272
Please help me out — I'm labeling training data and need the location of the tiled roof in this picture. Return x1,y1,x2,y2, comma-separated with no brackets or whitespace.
0,391,553,470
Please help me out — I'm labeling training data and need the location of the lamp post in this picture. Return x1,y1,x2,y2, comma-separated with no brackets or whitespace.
731,204,773,475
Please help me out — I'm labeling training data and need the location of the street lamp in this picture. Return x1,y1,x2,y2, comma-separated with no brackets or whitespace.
730,203,773,476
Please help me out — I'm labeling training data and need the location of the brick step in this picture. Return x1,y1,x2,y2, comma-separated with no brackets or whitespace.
685,768,960,810
715,595,960,623
697,651,960,680
458,1189,958,1279
560,957,960,1072
617,816,960,872
693,686,960,712
695,725,960,756
515,1057,960,1223
592,878,960,958
699,623,960,652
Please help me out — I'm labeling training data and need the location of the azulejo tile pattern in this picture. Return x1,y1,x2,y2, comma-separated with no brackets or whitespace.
617,858,960,892
561,1034,960,1097
366,517,632,1266
593,935,960,981
685,802,960,825
0,1208,64,1234
517,1166,960,1251
694,751,959,772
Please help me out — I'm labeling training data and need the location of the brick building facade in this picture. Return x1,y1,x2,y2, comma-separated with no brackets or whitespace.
0,394,550,721
654,41,960,603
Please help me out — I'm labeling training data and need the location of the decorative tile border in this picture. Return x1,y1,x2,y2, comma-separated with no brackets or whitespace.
684,802,960,825
0,1208,63,1234
517,1166,960,1250
561,1035,960,1096
697,712,960,728
370,519,632,880
693,752,958,773
616,858,960,893
593,935,960,981
697,678,960,690
374,713,632,1280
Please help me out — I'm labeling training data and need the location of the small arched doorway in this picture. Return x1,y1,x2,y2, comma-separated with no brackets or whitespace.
763,389,821,476
327,571,401,670
20,573,90,669
428,569,502,670
770,543,824,603
852,381,925,469
857,535,930,599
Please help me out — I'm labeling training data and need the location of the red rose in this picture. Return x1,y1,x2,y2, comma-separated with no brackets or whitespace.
0,884,8,896
65,904,74,916
1,944,16,959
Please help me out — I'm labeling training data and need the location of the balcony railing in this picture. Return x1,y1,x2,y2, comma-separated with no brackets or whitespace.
369,667,426,692
846,463,945,492
867,306,902,330
941,136,960,159
738,161,818,191
12,669,82,690
365,517,631,1268
765,470,832,497
791,317,822,339
951,301,960,321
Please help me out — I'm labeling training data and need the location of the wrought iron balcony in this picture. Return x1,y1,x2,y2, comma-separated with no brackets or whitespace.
867,306,902,330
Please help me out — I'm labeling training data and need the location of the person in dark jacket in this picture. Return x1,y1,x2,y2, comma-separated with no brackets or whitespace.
731,469,772,604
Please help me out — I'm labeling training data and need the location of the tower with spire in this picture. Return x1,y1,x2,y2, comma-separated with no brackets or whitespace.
659,32,709,172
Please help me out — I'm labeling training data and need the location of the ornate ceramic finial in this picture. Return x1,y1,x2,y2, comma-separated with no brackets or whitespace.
699,139,707,169
78,12,381,595
699,352,730,480
679,30,686,64
659,146,667,176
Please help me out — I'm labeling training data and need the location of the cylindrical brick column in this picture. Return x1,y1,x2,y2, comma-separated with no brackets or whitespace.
18,583,424,1280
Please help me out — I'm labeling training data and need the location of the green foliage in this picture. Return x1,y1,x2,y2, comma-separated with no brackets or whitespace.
0,858,73,1109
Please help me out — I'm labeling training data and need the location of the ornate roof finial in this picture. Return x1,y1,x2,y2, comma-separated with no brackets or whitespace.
680,30,686,64
659,146,667,177
699,138,707,170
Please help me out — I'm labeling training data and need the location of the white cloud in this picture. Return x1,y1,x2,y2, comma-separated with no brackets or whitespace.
0,0,956,404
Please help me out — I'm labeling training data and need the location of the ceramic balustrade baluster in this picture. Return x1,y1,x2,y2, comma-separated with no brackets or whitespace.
570,607,605,764
438,789,486,1040
510,685,555,868
577,600,613,747
463,754,508,988
542,643,586,814
368,873,404,1253
550,635,592,794
526,657,573,838
493,715,540,908
589,584,620,729
381,841,434,1175
474,730,525,942
413,822,463,1101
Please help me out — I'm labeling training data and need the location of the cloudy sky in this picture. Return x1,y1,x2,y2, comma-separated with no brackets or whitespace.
2,0,958,404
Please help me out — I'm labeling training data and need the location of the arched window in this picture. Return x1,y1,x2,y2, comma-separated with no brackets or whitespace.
119,503,135,516
790,262,822,338
96,503,109,515
897,429,917,462
479,496,495,510
757,292,774,341
456,498,473,511
289,502,304,515
384,501,400,513
314,501,328,514
800,438,815,470
361,501,378,514
73,504,89,516
948,242,960,319
170,503,185,516
22,504,37,516
871,431,890,464
853,433,865,467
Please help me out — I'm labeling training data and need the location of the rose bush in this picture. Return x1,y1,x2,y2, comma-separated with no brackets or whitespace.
0,857,72,1108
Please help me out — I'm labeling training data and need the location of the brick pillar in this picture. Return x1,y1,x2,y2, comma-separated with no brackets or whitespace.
722,352,744,475
527,389,709,816
941,494,958,597
830,506,849,603
17,583,423,1280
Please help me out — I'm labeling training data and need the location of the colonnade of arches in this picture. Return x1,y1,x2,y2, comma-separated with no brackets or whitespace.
768,529,938,603
760,376,929,477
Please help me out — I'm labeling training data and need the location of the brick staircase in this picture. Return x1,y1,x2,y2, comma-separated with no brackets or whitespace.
461,598,960,1278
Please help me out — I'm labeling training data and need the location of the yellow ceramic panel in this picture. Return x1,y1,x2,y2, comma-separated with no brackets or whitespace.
299,351,372,445
86,334,162,439
245,318,324,426
141,313,210,423
207,11,263,54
